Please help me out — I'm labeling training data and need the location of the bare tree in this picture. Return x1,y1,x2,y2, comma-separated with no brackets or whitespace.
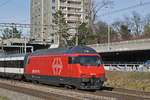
95,21,118,43
90,0,113,22
95,21,108,43
112,20,132,40
124,12,144,36
112,21,123,39
131,12,143,36
87,0,114,33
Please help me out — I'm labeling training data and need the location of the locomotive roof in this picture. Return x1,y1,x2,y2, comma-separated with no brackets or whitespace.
30,46,97,56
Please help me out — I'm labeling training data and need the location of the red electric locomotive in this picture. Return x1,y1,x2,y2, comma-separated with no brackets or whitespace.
24,46,106,90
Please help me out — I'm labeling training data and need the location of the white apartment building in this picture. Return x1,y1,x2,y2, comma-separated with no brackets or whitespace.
30,0,92,44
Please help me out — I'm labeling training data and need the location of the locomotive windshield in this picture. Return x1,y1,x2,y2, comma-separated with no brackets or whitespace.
69,56,103,66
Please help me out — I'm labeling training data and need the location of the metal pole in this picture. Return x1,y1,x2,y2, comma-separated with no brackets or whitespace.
11,23,14,39
41,0,44,41
19,46,21,54
12,27,13,39
1,39,4,56
75,26,78,46
21,45,23,54
56,0,60,47
75,9,79,46
24,37,26,54
108,25,110,50
31,46,34,53
57,34,60,47
58,0,60,10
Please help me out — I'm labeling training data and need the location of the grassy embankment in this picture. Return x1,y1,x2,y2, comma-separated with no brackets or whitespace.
104,71,150,92
0,97,8,100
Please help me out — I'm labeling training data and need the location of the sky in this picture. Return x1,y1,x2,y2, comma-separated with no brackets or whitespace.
0,0,150,24
0,0,30,23
98,0,150,24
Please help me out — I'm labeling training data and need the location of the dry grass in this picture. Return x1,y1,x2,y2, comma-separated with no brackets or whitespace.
104,71,150,92
0,97,8,100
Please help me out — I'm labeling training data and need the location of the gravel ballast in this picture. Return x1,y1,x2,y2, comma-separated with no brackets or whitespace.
0,88,45,100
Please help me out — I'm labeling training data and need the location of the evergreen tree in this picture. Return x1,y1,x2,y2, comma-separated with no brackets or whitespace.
144,25,150,34
53,10,69,47
78,23,88,45
120,25,131,39
78,22,97,45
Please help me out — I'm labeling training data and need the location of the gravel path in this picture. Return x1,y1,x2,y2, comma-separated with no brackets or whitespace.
0,88,45,100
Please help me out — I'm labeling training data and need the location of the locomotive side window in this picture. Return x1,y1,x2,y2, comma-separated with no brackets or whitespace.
68,56,79,64
68,57,72,64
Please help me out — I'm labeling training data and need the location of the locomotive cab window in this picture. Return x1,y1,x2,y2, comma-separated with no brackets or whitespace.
79,56,103,66
69,56,103,66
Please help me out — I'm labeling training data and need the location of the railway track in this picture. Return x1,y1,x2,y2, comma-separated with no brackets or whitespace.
0,78,150,100
103,87,150,98
0,82,77,100
71,87,150,100
0,78,115,100
99,87,150,100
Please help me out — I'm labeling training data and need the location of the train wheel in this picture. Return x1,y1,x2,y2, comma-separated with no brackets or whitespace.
32,80,39,84
65,85,76,89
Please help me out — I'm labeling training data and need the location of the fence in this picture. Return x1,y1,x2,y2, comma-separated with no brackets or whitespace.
104,64,150,72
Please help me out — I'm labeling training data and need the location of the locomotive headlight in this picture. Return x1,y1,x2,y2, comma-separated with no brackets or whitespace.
99,74,105,78
81,74,87,77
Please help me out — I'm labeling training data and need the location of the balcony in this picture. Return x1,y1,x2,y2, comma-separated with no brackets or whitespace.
67,0,81,4
60,3,82,9
66,19,82,24
66,16,81,20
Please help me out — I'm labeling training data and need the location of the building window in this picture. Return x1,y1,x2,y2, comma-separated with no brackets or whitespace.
52,0,55,3
85,3,88,6
52,6,55,10
52,13,55,16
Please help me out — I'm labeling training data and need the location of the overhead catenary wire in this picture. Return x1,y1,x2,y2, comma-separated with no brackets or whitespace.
0,23,77,30
100,1,150,17
0,0,13,8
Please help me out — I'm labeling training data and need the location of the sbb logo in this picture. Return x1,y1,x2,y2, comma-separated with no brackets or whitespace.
52,57,63,75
